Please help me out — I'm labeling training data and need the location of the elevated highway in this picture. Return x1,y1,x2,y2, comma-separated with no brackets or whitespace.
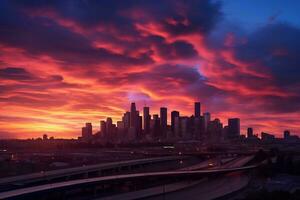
0,164,259,199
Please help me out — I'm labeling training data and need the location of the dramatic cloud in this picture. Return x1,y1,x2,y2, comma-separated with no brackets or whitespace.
0,0,300,138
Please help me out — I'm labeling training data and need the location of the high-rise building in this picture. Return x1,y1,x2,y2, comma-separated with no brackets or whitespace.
137,115,142,139
194,116,205,140
171,111,179,133
195,102,201,118
143,107,150,135
82,123,92,141
152,114,160,139
203,112,211,132
207,118,223,141
247,127,253,138
228,118,240,138
123,112,130,129
100,120,106,137
160,107,167,137
130,102,136,128
180,117,189,139
174,116,181,138
106,118,113,139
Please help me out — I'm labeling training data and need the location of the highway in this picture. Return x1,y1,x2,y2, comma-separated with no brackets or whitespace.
0,164,258,199
0,156,186,186
98,156,255,200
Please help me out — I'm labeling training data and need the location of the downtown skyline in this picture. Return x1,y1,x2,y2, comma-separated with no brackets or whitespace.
1,0,300,139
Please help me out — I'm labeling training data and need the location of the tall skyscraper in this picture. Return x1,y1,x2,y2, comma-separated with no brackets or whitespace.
130,102,136,128
143,107,150,135
106,118,113,139
100,120,106,137
228,118,240,138
195,102,201,118
247,127,253,138
123,112,130,129
174,116,181,138
82,122,92,141
171,111,179,133
160,107,167,138
203,112,211,132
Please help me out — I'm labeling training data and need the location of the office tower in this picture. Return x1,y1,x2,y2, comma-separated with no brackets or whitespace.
100,120,106,137
194,116,205,140
137,115,142,139
247,127,253,138
85,123,93,137
174,116,181,139
284,130,290,139
123,112,130,129
207,118,223,142
130,102,136,128
195,102,201,118
228,118,240,138
160,107,167,137
82,123,92,141
81,127,87,138
203,112,211,132
143,107,150,135
152,114,160,139
171,111,179,134
180,117,189,139
261,132,275,141
117,121,125,129
106,118,113,140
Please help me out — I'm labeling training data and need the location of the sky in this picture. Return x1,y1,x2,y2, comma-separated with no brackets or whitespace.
0,0,300,139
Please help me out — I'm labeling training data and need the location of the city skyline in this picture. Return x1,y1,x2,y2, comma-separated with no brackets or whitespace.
80,101,296,142
1,0,300,139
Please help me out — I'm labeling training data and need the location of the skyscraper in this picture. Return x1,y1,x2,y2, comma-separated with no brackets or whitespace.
195,102,201,118
203,112,211,132
171,111,179,133
247,127,253,138
143,107,150,135
106,118,113,140
130,102,136,128
123,112,130,129
100,120,106,137
228,118,240,138
82,122,92,141
160,107,167,138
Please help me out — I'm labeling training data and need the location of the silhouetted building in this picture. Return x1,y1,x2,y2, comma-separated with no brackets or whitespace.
208,118,223,142
194,116,205,139
100,120,106,137
228,118,240,138
152,114,160,139
82,123,92,141
106,118,113,140
203,112,211,132
174,116,181,139
143,107,150,135
137,115,142,138
171,111,179,134
160,107,167,138
123,112,130,129
247,127,253,138
261,132,275,141
130,103,136,128
195,102,201,118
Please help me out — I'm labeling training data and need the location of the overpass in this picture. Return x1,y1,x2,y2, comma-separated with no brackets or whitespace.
0,164,259,200
0,156,188,189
